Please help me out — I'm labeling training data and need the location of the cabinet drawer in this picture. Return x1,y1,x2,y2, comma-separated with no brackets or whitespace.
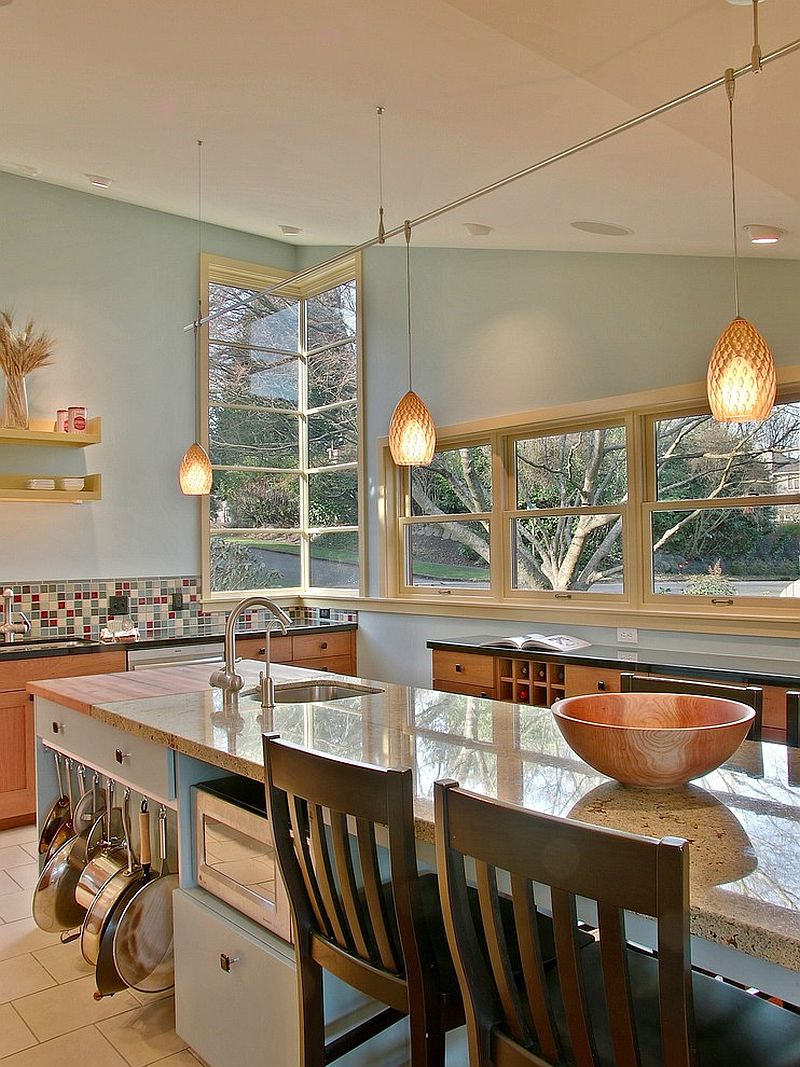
174,890,299,1067
236,635,293,664
0,650,125,691
433,679,498,700
291,654,353,676
292,630,351,661
564,665,622,697
35,699,175,801
432,650,495,688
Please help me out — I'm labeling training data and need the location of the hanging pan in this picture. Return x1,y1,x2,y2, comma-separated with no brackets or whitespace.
38,750,70,856
43,757,78,862
32,795,105,934
75,779,126,911
112,804,177,994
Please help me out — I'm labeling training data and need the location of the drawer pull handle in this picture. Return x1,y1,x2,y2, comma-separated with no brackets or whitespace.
597,681,607,691
258,647,266,656
554,592,572,600
115,749,130,765
220,953,240,972
455,663,463,674
320,641,328,650
52,721,64,734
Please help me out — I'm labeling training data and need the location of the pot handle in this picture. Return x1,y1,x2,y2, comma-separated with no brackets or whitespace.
105,779,115,842
121,788,134,874
139,800,152,874
158,806,168,877
54,751,64,799
64,758,74,815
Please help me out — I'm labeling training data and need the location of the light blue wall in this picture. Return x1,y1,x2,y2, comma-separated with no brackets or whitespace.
0,172,296,580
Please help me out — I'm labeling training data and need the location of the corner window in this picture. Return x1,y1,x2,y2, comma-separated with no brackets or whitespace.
202,257,360,598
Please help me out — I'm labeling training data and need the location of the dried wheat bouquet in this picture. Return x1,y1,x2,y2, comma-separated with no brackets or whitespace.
0,310,55,377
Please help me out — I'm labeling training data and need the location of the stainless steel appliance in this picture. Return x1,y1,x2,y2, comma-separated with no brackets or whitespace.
193,777,291,942
127,641,224,670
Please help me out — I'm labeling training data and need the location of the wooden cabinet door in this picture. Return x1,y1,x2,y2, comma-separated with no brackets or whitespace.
0,691,34,825
564,664,622,697
431,650,496,691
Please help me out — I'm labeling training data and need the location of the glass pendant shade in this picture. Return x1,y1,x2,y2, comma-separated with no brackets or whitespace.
388,390,436,466
707,317,776,422
179,442,213,495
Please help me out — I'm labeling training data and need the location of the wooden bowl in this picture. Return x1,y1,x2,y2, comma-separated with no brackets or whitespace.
551,692,754,789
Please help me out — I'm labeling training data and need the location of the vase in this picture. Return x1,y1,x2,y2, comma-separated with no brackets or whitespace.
1,374,29,429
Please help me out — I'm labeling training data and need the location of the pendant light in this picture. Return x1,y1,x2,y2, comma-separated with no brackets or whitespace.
388,220,436,466
707,53,776,422
179,139,213,494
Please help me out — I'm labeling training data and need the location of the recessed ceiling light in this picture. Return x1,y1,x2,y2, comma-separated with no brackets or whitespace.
463,222,493,237
280,225,302,236
727,0,765,6
570,220,633,237
2,162,40,177
744,224,783,245
86,174,112,188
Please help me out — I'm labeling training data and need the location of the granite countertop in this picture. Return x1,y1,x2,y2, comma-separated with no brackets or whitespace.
29,661,800,974
0,621,356,662
428,634,800,687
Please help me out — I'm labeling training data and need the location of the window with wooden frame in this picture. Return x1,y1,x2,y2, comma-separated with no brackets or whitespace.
642,399,800,612
200,254,362,600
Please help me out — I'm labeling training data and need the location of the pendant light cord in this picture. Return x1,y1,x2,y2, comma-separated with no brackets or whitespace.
404,219,413,392
376,107,386,243
724,70,741,320
752,0,763,72
195,139,204,442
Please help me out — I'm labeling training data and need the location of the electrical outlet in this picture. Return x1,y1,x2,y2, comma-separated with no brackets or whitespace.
108,594,129,615
617,627,638,644
170,591,184,612
319,608,331,620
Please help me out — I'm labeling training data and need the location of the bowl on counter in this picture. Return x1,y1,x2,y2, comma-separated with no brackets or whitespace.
551,692,754,789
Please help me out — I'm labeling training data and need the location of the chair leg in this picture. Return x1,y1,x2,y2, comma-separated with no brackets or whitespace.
296,954,325,1067
409,1006,446,1067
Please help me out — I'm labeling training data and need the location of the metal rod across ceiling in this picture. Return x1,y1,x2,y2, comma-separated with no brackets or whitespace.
185,34,800,332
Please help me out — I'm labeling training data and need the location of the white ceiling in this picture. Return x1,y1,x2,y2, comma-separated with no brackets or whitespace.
1,0,799,256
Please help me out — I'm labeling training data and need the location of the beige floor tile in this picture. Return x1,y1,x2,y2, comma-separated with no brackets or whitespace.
0,1003,37,1058
7,863,40,891
97,996,186,1067
0,889,33,924
19,843,40,861
0,954,55,1004
33,938,94,984
0,869,20,895
13,973,138,1041
0,917,60,962
128,985,174,1007
0,846,34,872
148,1052,202,1066
0,1023,129,1067
0,827,38,849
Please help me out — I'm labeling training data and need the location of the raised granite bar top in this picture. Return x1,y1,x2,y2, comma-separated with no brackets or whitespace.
29,663,800,975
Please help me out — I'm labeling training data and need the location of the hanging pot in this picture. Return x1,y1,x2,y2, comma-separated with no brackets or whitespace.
75,780,126,912
43,757,77,862
71,766,100,832
112,804,177,994
38,750,70,856
32,804,105,933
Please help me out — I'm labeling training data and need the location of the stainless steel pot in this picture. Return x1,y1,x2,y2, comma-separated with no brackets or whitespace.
32,806,104,933
75,780,127,912
38,750,70,857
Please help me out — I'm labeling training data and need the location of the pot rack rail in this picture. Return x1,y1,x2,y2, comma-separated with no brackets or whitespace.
184,33,800,333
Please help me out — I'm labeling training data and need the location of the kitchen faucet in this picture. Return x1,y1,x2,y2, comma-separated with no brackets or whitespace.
209,596,292,709
1,588,31,644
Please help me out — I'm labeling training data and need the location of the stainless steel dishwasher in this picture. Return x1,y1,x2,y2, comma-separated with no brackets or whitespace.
126,641,224,670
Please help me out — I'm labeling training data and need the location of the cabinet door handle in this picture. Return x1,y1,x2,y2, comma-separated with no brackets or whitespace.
220,953,239,973
320,641,328,650
597,681,607,691
258,647,266,656
52,721,64,735
115,749,130,765
455,663,463,673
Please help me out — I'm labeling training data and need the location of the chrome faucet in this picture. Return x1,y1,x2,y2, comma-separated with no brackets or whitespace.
209,596,292,708
1,588,31,645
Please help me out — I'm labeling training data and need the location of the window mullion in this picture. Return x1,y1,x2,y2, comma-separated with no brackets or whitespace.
299,297,310,592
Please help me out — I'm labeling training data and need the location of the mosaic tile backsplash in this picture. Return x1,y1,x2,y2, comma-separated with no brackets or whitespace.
0,575,356,641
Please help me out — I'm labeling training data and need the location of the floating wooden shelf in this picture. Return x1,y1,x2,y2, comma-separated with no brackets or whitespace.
0,418,101,447
0,473,102,503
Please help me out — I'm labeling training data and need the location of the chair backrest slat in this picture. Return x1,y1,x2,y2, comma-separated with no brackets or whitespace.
288,792,331,937
329,811,372,960
355,816,401,973
308,802,351,951
597,902,640,1067
435,780,695,1067
475,861,533,1046
620,673,763,741
510,874,562,1064
551,888,597,1067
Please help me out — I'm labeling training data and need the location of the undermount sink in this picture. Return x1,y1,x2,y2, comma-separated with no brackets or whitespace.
273,682,384,703
0,638,92,653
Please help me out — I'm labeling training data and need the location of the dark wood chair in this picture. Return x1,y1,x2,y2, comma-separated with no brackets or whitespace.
620,672,763,741
434,777,800,1067
263,732,465,1066
786,692,800,749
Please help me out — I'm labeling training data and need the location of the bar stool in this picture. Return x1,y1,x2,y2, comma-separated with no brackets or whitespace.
787,691,800,749
620,672,763,740
263,732,465,1066
434,778,800,1067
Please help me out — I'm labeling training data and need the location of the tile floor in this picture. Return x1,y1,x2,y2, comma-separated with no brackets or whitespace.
0,826,202,1066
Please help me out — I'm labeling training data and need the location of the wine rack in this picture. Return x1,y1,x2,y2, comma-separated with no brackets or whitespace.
498,657,566,707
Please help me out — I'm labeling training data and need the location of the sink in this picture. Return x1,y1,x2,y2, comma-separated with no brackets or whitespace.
0,638,92,654
273,682,384,703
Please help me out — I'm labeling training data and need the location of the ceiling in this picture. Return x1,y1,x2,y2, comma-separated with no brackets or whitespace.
1,0,799,256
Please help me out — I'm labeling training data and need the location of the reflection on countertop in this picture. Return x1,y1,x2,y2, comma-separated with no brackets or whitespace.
31,661,800,972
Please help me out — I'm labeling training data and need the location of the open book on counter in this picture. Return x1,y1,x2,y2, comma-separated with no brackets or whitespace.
480,633,592,653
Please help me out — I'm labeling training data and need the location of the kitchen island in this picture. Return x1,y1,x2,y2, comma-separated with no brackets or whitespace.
28,661,800,1062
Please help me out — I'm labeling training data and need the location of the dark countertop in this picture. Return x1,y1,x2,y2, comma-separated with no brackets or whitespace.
427,634,800,688
0,621,357,663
